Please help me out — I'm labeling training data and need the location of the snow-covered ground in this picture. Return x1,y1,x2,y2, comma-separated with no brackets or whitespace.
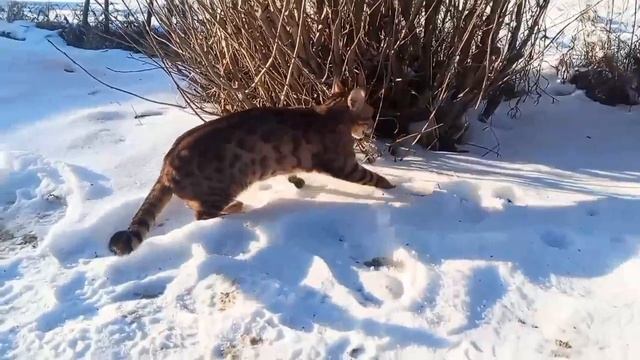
1,4,640,358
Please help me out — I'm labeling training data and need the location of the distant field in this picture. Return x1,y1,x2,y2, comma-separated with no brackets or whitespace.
0,1,145,23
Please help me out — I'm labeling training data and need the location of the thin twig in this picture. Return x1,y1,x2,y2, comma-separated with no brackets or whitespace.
463,142,501,157
629,0,638,71
279,0,306,106
395,123,444,144
106,66,159,73
46,39,185,109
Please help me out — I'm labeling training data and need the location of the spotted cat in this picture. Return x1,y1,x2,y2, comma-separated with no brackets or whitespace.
109,83,394,255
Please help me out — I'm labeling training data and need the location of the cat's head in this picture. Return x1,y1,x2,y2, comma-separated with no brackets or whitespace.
325,81,375,139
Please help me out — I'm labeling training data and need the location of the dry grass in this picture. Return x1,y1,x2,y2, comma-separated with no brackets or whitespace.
555,1,639,106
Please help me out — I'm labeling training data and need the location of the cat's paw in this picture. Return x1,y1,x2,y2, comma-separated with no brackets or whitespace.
109,230,140,256
375,176,395,189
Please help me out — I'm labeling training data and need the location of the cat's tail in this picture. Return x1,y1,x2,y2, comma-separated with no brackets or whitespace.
109,176,173,255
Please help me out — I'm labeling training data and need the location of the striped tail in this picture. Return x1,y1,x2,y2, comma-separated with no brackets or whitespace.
109,177,173,255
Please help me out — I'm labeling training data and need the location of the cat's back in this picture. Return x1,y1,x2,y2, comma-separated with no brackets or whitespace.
159,105,337,190
165,106,327,161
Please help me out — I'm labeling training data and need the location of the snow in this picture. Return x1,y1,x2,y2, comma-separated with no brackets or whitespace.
1,3,640,358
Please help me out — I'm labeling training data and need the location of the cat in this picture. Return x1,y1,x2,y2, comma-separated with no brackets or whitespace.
109,83,394,255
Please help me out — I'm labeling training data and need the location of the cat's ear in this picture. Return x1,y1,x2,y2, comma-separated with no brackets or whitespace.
347,88,366,111
332,79,346,94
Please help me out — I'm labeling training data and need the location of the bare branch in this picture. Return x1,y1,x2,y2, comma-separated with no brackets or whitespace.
46,39,185,110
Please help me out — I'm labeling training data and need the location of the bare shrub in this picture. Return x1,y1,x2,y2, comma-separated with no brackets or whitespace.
54,1,157,52
570,66,639,106
125,0,550,153
0,1,77,23
5,1,26,22
559,2,640,106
